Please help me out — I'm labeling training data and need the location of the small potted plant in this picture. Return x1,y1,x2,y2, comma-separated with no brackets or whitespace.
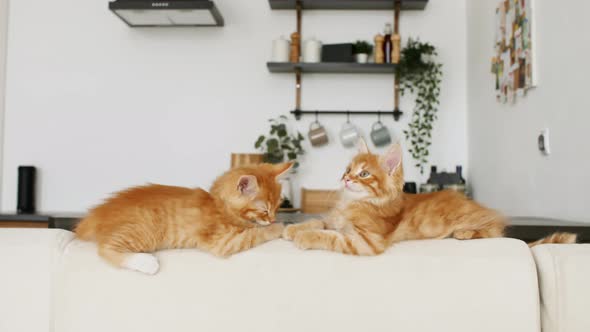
353,40,373,63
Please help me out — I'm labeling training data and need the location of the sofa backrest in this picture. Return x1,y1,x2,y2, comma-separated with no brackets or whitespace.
53,237,540,332
0,229,544,332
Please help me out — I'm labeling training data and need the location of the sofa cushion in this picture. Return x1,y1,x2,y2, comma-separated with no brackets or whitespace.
532,244,590,332
0,229,74,332
55,237,540,332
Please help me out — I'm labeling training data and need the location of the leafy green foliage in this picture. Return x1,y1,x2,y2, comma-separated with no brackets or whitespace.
397,38,443,174
353,40,374,55
254,115,305,168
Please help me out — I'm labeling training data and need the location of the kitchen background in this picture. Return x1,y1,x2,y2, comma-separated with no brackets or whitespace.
0,0,468,211
0,0,588,223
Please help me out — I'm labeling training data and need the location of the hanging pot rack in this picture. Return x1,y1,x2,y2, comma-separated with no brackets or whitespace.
290,109,403,120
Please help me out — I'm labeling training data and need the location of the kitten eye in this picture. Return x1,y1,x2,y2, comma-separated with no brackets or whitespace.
359,170,371,178
346,167,351,174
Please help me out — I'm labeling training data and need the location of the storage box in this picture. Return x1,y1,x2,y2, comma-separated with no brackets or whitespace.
321,43,354,62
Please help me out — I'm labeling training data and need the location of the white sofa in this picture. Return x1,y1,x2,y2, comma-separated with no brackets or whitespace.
0,229,587,332
532,244,590,332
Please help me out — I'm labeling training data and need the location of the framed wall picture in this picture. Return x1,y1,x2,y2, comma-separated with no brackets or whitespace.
492,0,536,103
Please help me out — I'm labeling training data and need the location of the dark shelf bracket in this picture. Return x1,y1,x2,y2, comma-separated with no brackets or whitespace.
295,1,303,112
291,109,401,121
392,0,402,122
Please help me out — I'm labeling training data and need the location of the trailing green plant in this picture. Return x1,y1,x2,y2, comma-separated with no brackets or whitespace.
353,40,373,54
396,38,443,174
254,115,305,168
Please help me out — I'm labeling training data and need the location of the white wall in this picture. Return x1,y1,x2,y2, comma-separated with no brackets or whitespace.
467,0,590,222
2,0,467,212
0,0,7,205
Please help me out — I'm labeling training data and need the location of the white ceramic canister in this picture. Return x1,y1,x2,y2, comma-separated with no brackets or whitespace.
271,36,290,62
303,37,322,63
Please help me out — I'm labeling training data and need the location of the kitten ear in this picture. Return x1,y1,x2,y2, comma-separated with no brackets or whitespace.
237,175,258,196
274,162,294,180
380,143,402,175
357,137,370,154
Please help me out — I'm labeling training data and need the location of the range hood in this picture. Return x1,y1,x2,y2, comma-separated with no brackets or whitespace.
109,0,224,27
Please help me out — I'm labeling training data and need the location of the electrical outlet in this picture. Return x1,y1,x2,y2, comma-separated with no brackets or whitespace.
538,128,551,155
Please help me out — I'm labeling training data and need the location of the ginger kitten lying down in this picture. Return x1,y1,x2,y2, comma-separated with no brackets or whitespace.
75,163,292,274
283,140,576,255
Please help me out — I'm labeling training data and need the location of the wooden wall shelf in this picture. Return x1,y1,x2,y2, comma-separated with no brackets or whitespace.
266,0,428,120
269,0,428,10
267,62,397,74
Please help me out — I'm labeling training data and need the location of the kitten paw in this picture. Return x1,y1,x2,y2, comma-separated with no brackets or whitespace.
123,253,160,275
293,232,320,250
453,230,476,240
282,224,298,241
266,223,285,239
283,220,324,241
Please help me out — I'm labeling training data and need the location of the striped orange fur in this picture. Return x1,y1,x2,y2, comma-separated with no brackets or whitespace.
283,140,575,255
76,162,292,274
528,232,577,247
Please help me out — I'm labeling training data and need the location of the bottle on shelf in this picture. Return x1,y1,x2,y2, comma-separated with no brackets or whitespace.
374,34,385,64
456,165,466,184
383,23,393,63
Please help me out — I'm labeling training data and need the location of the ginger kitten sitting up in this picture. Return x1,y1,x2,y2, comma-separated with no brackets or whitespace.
76,162,292,274
283,140,575,255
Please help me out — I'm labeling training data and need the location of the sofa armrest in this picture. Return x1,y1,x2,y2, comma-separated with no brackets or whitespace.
0,229,74,332
532,244,590,332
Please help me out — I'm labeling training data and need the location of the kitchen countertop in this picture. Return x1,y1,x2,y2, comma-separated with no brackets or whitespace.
0,213,53,222
1,212,320,229
2,213,589,243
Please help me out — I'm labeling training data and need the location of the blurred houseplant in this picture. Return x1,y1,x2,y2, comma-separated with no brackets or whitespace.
255,115,305,168
254,115,305,208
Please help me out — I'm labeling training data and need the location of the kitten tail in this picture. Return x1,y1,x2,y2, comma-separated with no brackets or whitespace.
528,232,577,247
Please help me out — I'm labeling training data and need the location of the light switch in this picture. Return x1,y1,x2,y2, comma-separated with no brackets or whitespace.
538,128,551,155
